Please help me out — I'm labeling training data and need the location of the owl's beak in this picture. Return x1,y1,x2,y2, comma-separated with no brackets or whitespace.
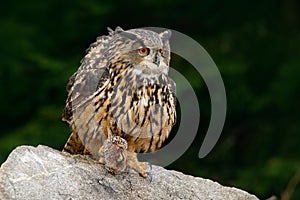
153,53,160,66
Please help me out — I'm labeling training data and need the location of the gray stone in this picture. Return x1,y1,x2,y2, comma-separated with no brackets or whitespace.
0,145,259,200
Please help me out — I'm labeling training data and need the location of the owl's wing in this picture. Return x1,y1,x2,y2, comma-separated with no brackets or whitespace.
62,68,109,122
62,34,112,123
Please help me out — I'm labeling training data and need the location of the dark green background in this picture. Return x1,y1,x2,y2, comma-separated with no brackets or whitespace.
1,0,299,199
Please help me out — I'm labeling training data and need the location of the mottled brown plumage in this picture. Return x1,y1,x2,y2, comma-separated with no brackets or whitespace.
62,27,176,177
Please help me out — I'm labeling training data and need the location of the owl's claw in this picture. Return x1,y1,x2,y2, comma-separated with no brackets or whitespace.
145,163,153,182
126,152,149,178
147,162,152,171
146,171,153,182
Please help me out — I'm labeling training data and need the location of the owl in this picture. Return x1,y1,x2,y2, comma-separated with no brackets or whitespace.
62,27,176,177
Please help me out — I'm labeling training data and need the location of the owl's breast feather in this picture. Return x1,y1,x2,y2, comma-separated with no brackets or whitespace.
107,74,176,152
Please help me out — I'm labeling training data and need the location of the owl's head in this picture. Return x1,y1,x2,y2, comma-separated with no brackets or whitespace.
109,27,172,76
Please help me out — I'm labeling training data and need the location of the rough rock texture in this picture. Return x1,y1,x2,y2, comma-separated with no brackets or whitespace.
0,145,259,200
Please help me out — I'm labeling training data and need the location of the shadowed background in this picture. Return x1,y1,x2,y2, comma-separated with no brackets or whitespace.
0,0,299,199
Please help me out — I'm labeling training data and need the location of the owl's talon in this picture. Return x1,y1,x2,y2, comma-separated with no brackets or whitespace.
127,152,149,178
144,162,153,182
146,171,153,182
147,162,152,171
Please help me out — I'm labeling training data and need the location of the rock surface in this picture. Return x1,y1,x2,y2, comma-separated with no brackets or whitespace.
0,145,259,200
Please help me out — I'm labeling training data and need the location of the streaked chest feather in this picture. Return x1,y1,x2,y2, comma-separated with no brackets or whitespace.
92,68,176,152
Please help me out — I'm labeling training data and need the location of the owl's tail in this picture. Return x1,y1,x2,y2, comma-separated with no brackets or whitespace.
62,132,90,155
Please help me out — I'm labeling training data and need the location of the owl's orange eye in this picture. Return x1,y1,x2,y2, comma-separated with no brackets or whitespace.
138,48,150,56
159,48,165,55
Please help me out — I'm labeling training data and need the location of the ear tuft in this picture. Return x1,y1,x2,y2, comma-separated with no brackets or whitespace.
107,26,124,36
159,30,172,41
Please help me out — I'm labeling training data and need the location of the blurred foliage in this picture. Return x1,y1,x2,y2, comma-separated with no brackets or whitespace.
1,0,300,199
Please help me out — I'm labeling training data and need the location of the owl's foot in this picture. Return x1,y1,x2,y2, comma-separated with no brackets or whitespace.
127,151,149,178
